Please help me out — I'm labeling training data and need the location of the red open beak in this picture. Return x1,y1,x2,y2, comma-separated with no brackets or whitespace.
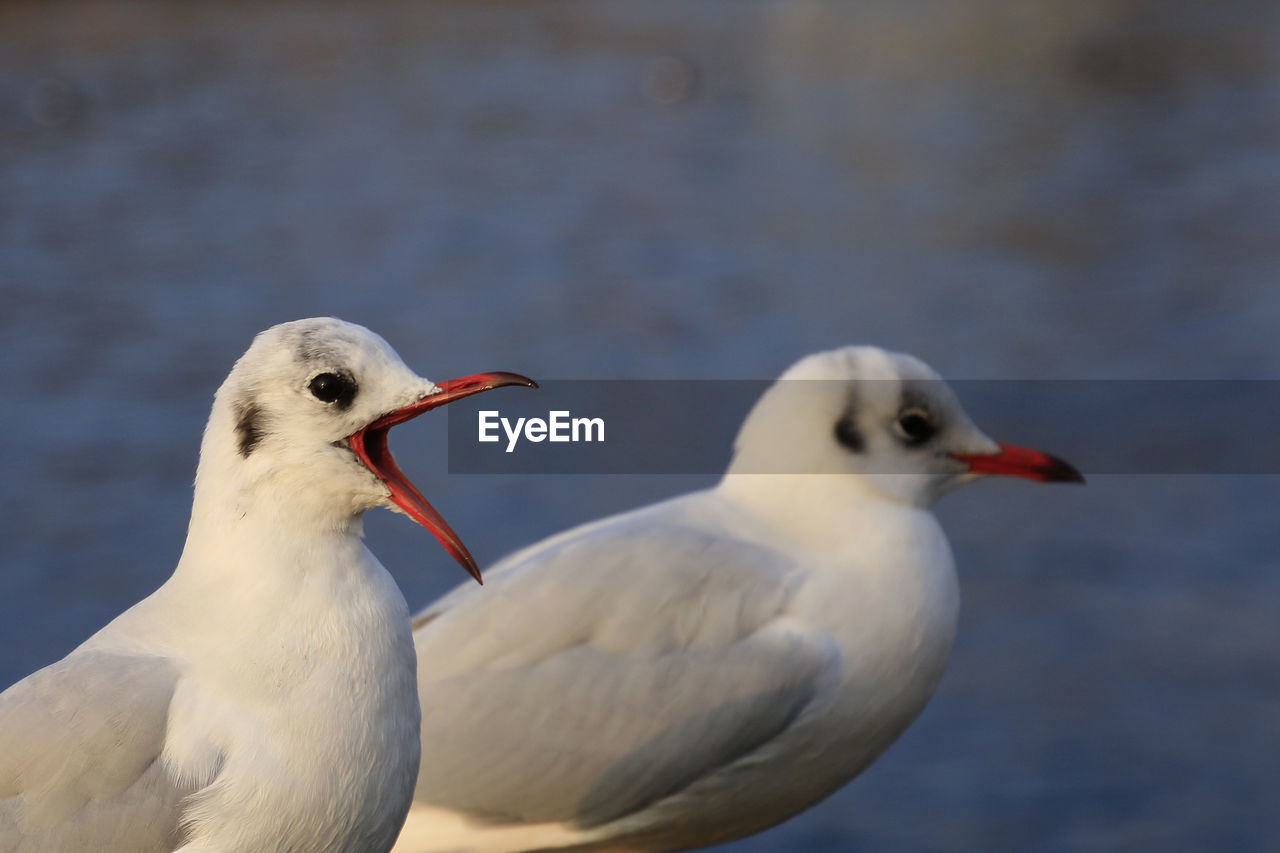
348,371,537,584
951,442,1084,484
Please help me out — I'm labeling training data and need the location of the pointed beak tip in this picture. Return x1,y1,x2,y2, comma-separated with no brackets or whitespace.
436,371,539,399
490,372,538,391
1037,451,1086,484
1059,466,1086,485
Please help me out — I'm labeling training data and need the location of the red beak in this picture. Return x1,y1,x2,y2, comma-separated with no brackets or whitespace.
950,442,1084,484
348,372,537,583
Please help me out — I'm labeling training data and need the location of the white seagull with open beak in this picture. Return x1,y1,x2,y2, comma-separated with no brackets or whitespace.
394,345,1082,853
0,317,534,853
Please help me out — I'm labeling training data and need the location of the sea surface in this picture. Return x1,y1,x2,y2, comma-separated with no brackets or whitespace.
1,2,1277,850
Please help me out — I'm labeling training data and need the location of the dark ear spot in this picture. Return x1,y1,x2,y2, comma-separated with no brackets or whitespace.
235,400,264,458
834,414,863,452
834,391,863,453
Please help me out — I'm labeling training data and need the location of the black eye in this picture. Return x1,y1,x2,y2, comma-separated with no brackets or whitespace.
894,409,936,445
308,372,357,409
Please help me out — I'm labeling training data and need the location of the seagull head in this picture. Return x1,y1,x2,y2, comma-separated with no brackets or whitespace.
726,346,1082,508
196,318,535,581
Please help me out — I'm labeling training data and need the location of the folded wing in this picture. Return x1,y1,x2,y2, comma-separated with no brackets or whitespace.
412,505,833,829
0,650,196,852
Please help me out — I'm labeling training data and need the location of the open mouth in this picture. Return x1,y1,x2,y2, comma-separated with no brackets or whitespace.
348,372,536,583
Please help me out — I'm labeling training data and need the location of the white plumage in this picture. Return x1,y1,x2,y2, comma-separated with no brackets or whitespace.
0,318,532,853
395,346,1082,853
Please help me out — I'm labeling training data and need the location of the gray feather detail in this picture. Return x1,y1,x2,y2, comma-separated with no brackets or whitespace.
411,513,832,828
0,651,195,852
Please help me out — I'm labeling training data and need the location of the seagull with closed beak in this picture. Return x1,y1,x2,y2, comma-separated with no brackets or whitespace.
393,346,1083,853
0,317,534,853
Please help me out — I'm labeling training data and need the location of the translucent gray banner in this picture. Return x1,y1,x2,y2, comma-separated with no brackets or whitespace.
444,380,1280,475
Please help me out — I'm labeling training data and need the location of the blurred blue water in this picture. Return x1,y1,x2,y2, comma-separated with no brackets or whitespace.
1,2,1278,850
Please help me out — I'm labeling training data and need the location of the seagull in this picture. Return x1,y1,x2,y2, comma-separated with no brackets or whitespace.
0,318,534,853
393,346,1083,853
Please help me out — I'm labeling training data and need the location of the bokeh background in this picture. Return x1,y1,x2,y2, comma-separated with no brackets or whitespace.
2,2,1278,850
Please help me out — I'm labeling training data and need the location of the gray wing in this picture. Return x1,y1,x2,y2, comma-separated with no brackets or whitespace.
412,507,834,829
0,650,196,852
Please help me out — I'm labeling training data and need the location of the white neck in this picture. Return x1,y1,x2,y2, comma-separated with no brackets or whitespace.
716,470,927,550
188,383,378,536
89,410,397,660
